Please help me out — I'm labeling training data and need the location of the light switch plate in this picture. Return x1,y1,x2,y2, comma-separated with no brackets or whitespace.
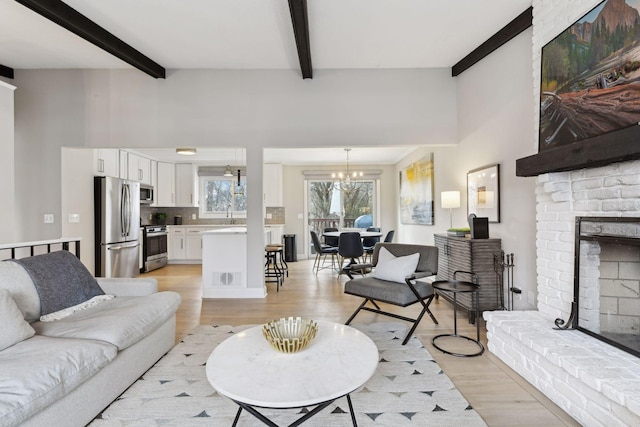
297,213,303,220
68,213,80,223
191,214,197,220
44,214,54,224
266,213,273,219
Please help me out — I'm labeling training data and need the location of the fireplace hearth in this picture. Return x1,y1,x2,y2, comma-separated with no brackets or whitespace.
556,216,640,358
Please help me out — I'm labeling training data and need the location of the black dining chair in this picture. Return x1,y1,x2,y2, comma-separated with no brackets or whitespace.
323,227,339,248
383,230,395,243
338,232,365,276
310,230,338,274
363,227,381,262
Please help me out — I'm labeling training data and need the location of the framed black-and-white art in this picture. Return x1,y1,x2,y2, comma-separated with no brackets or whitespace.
467,163,500,223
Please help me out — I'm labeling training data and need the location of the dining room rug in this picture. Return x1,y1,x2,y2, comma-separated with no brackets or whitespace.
91,322,487,426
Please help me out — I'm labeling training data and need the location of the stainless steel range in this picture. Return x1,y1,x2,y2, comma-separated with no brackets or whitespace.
142,225,168,272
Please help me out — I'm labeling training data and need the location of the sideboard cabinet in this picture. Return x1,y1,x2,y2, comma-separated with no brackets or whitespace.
433,234,502,321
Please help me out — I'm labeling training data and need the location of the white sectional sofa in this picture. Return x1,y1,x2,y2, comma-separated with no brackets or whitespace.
0,250,181,427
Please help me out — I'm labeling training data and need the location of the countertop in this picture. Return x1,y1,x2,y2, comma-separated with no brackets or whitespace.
201,227,250,235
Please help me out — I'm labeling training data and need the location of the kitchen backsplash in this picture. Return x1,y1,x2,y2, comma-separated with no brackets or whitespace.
265,207,285,225
140,206,284,226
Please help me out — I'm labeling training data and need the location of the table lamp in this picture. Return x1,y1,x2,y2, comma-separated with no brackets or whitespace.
441,191,461,229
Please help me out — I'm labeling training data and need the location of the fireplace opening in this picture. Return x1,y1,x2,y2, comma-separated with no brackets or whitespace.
571,217,640,358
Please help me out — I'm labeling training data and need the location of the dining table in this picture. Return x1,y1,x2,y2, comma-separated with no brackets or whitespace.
322,230,383,239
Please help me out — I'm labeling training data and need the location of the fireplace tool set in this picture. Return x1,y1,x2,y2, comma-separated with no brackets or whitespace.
494,251,517,310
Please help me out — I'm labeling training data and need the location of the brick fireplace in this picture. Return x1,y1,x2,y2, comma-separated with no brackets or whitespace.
484,159,640,426
483,1,640,425
574,217,640,357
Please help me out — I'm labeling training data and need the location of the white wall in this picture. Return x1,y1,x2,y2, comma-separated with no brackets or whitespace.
61,148,97,273
396,29,539,310
12,68,456,243
10,68,456,284
0,81,16,244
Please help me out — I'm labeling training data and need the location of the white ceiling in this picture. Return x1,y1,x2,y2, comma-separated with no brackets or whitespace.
0,0,532,71
0,0,531,165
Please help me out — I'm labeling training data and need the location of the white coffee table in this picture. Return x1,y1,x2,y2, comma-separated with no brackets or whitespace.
206,320,379,426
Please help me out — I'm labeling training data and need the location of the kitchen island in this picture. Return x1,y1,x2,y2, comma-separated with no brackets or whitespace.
201,227,268,298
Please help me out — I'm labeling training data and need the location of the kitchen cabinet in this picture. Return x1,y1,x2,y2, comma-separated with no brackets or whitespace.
168,227,186,260
263,164,283,207
119,150,128,179
434,234,502,321
150,160,158,206
94,149,120,177
175,163,199,207
186,227,203,260
168,226,203,261
127,152,152,185
156,161,176,206
266,225,284,245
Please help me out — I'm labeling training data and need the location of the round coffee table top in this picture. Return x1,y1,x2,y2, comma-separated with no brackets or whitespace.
205,320,379,408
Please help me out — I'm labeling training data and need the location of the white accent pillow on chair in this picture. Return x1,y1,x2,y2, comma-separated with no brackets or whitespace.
372,247,420,283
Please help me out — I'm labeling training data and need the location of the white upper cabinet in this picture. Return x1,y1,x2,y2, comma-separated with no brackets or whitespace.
93,149,120,177
156,161,176,207
175,163,199,207
150,160,158,206
128,152,152,185
119,150,128,179
263,163,283,207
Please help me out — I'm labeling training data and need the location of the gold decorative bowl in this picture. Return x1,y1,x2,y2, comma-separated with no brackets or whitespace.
262,317,319,353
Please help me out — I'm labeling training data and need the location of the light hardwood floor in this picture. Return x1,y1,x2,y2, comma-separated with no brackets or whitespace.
144,262,580,427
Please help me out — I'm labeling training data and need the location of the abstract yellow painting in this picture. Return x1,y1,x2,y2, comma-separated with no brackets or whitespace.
399,154,434,225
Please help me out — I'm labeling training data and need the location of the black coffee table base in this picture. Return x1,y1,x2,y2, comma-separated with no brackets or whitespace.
231,393,357,427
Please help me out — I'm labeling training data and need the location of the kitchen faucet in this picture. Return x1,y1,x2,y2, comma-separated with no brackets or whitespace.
226,204,235,224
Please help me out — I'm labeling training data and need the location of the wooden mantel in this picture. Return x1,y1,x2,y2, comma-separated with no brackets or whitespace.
516,125,640,177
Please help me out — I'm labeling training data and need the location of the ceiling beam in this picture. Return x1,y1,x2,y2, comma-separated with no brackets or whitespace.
452,6,532,77
0,64,14,79
288,0,312,79
15,0,166,79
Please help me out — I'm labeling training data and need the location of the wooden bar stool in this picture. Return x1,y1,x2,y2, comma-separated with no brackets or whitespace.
269,243,288,277
265,245,284,291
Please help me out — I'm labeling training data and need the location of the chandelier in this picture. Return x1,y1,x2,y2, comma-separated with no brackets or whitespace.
332,148,363,187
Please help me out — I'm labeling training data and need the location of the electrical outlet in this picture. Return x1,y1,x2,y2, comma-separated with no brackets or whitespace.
44,214,54,224
266,213,273,219
148,214,153,221
297,213,303,220
68,213,80,223
191,214,197,220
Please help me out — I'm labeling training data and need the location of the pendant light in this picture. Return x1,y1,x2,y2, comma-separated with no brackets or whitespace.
332,148,363,190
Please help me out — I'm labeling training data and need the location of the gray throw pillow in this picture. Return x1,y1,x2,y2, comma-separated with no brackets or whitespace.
10,251,104,316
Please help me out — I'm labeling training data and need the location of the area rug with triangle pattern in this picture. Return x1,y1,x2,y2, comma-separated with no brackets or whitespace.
91,322,487,426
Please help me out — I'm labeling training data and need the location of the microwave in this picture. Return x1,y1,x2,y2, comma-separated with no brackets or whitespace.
140,184,154,204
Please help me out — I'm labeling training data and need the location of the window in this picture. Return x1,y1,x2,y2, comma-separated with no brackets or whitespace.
307,179,376,240
199,176,247,218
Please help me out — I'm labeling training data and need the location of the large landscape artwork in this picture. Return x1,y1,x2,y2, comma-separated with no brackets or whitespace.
540,0,640,151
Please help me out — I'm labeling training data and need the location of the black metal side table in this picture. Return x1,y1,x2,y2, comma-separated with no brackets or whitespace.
431,270,485,357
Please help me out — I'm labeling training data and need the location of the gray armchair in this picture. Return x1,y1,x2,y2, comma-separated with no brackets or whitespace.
344,242,439,344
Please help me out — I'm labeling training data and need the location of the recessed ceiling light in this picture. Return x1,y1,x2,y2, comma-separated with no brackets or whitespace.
176,148,197,156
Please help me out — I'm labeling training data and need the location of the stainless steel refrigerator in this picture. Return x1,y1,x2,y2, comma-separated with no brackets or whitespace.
94,176,140,277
